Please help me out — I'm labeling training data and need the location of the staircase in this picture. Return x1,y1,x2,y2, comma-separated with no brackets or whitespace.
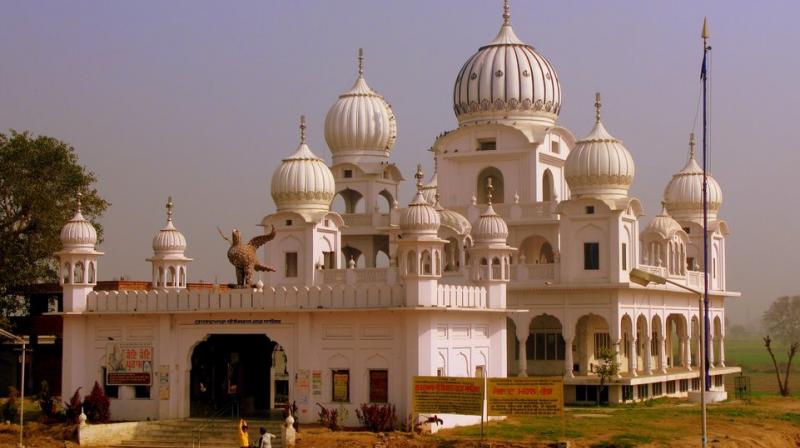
108,418,284,448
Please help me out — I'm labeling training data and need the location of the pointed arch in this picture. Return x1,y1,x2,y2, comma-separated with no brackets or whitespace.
477,167,504,204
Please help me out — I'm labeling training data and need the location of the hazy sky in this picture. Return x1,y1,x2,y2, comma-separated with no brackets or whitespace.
2,1,798,325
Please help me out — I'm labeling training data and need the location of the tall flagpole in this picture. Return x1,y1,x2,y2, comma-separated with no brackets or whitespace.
701,17,711,394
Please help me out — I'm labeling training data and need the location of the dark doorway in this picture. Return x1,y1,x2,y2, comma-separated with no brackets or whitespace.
190,334,275,417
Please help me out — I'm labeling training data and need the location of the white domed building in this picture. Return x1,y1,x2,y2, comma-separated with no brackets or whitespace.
53,1,737,432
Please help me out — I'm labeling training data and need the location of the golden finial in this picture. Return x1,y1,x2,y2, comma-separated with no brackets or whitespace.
415,164,424,189
166,196,174,222
358,48,364,76
594,92,602,123
689,132,696,159
486,177,495,205
502,0,511,25
701,17,710,42
76,191,82,213
299,115,307,144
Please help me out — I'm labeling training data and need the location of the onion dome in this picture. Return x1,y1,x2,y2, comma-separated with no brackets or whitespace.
60,192,98,249
271,116,336,214
472,180,508,244
152,197,187,255
399,166,441,235
643,202,683,239
565,93,635,199
453,0,561,126
324,48,397,160
433,193,471,235
663,133,723,221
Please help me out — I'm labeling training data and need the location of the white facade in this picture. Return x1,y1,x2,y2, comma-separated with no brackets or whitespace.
56,1,738,425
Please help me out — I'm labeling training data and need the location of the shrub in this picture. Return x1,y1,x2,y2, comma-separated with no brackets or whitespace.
1,387,19,421
355,403,396,432
64,387,82,424
316,403,340,431
38,380,60,420
83,381,110,423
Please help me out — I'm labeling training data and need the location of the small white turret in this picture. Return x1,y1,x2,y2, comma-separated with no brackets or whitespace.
148,196,192,289
55,192,103,312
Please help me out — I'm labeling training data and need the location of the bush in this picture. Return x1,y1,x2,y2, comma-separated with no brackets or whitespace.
64,387,82,424
355,403,396,432
1,387,19,421
83,381,110,423
38,380,60,420
316,403,340,431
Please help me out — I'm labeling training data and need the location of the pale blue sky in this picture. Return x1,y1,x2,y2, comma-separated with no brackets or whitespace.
2,1,798,325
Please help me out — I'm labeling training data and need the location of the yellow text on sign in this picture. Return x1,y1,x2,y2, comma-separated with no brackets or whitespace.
487,376,564,416
412,376,484,416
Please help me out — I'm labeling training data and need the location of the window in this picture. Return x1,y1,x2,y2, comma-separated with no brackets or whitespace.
584,243,600,270
324,219,330,227
638,384,649,399
369,370,388,403
623,334,629,357
134,386,151,399
343,169,353,178
102,367,119,399
285,219,293,226
714,375,723,388
651,332,660,355
621,243,628,271
477,139,496,151
436,368,444,377
687,257,696,271
323,252,335,269
332,369,350,402
666,380,676,394
551,141,560,154
652,382,663,396
585,206,595,214
680,379,689,392
285,252,298,278
526,333,565,361
712,259,717,279
622,385,634,402
691,378,701,391
594,333,611,358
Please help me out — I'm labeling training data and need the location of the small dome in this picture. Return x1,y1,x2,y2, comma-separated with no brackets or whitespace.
152,197,187,255
400,191,440,235
60,194,98,249
664,134,723,221
565,94,634,199
473,203,508,244
643,203,683,239
271,117,336,214
453,2,561,126
325,49,397,159
433,195,471,235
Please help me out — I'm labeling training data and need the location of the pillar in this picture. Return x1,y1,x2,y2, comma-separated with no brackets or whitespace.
564,337,574,378
628,338,637,377
659,336,668,373
709,337,716,369
515,322,528,377
718,336,725,368
643,336,652,375
614,340,623,379
681,337,691,371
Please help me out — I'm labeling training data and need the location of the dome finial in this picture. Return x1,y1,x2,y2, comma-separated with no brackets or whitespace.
166,196,174,223
299,115,307,144
502,0,511,25
660,200,669,214
701,17,710,42
414,164,424,189
358,48,364,76
594,92,602,123
688,132,696,159
76,191,83,214
486,177,495,205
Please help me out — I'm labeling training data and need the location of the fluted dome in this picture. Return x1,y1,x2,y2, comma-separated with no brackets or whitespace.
433,196,471,235
643,204,683,239
453,3,561,126
473,203,508,244
400,191,440,235
565,95,634,199
271,118,336,214
325,49,397,161
153,220,186,253
60,197,98,250
664,135,722,221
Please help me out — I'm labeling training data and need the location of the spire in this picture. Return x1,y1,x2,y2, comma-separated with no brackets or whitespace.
502,0,511,25
701,17,710,42
299,115,307,144
689,132,696,159
166,196,174,223
660,200,669,215
594,92,602,123
76,191,83,214
414,164,424,189
358,48,364,77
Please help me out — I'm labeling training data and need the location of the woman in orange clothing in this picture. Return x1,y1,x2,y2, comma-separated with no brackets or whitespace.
238,419,249,448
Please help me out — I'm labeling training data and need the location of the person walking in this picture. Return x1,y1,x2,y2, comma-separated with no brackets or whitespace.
237,418,249,448
255,427,276,448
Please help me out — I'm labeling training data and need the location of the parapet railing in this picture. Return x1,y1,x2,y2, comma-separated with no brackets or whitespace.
434,284,487,308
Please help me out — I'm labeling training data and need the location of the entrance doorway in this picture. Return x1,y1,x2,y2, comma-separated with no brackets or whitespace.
190,334,287,417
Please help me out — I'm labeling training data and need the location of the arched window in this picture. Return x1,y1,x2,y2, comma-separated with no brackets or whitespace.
63,263,71,284
421,250,432,275
333,188,365,214
406,251,417,275
179,267,186,286
168,266,176,287
476,167,504,204
73,262,84,283
542,169,555,201
158,267,165,287
491,257,501,280
434,250,441,275
88,262,96,284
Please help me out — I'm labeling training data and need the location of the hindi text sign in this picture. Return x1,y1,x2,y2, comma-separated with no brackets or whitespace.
487,376,563,416
106,343,153,386
412,376,483,416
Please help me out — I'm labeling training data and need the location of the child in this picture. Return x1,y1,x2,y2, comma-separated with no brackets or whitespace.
255,426,276,448
237,418,249,448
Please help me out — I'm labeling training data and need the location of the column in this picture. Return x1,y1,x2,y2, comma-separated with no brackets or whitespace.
643,336,652,375
628,338,638,377
564,337,574,378
515,320,528,377
708,337,716,369
614,340,623,379
718,336,725,368
659,336,668,373
682,337,691,371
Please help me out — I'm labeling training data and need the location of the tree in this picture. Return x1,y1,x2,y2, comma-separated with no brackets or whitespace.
0,130,109,322
594,347,619,406
763,295,800,396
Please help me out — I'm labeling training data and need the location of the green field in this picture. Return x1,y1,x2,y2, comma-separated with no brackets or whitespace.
724,337,800,397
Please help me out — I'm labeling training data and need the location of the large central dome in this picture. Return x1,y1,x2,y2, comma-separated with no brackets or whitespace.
452,1,561,126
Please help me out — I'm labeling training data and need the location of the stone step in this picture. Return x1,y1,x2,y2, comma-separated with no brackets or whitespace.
107,418,283,448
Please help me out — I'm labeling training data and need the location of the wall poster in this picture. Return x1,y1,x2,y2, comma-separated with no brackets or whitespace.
106,343,153,386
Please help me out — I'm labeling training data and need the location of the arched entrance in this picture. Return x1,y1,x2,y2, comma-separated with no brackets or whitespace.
190,334,286,417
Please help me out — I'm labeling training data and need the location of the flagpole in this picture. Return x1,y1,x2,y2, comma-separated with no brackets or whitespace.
700,16,711,448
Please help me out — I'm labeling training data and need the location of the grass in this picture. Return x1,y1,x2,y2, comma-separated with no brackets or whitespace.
724,337,800,397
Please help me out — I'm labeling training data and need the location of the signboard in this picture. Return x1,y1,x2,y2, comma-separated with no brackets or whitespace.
332,370,350,402
311,370,322,395
412,376,483,416
296,369,310,404
158,365,170,400
487,376,563,416
106,343,153,386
